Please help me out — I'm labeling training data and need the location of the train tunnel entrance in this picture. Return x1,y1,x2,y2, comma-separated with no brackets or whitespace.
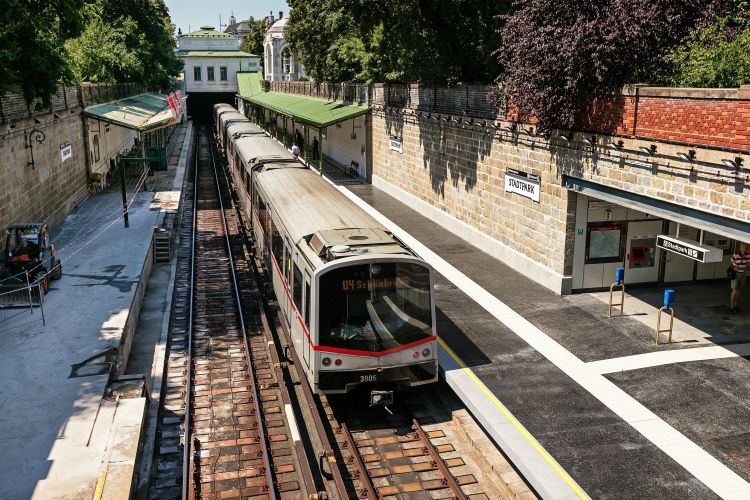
187,92,236,122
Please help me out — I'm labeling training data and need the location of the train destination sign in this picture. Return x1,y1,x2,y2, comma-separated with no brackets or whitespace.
505,168,540,202
342,278,406,292
656,235,723,263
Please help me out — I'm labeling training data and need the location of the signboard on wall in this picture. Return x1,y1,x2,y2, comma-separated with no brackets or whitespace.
389,137,402,153
589,201,621,210
60,142,72,162
505,168,540,202
656,235,723,263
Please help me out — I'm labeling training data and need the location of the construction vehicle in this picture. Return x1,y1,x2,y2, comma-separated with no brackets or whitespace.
0,223,62,294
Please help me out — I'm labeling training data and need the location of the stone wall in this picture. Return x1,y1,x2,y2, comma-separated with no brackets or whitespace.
371,113,576,293
0,109,88,245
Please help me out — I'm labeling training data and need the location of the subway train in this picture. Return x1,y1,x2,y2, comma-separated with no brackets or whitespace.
213,104,438,398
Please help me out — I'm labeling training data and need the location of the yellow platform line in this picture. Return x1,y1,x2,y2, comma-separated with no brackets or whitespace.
437,336,589,499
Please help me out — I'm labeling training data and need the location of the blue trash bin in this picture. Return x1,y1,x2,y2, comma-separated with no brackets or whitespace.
615,267,625,286
664,289,674,308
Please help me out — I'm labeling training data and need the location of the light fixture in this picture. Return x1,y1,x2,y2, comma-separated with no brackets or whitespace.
676,150,695,162
559,133,571,141
502,124,515,133
722,157,744,169
609,140,624,150
34,116,42,124
583,136,596,146
442,116,451,123
53,112,61,120
639,145,658,156
520,127,533,136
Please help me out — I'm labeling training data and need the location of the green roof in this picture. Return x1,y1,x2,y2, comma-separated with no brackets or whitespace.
177,50,258,58
237,71,262,98
82,93,178,132
241,92,370,128
182,27,234,38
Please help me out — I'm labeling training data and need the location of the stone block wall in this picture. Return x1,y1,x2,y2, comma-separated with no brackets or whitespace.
372,114,576,281
0,109,87,245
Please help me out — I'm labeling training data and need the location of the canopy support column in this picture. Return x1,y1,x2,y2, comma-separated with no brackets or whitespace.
319,128,323,176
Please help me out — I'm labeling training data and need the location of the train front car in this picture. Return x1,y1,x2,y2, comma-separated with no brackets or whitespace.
314,251,438,397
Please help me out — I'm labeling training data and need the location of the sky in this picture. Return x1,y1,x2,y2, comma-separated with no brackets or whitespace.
164,0,290,35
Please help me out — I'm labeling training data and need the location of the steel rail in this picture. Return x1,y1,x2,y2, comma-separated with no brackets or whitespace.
340,422,379,499
207,134,279,500
211,136,321,498
412,418,469,500
181,127,199,500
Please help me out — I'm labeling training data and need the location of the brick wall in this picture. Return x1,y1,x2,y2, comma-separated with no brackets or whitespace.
0,110,87,245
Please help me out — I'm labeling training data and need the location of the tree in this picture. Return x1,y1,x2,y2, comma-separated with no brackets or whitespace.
90,0,182,88
495,0,713,134
65,4,146,83
286,0,512,84
652,1,750,87
239,17,268,57
0,0,85,107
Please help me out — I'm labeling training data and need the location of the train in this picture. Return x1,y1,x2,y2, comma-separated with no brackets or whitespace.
213,104,438,399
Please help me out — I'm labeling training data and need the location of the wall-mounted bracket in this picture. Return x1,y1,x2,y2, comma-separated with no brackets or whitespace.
25,128,46,169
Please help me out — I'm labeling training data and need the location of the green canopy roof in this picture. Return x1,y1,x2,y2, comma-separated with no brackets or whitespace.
241,91,370,128
237,71,262,98
82,93,178,132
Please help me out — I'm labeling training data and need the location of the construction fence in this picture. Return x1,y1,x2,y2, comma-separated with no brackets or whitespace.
0,273,46,333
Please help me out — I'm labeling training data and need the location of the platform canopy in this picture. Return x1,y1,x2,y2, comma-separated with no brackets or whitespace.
237,71,263,98
241,91,370,128
82,93,179,132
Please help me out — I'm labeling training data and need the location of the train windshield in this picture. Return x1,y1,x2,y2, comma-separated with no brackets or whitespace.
318,262,433,352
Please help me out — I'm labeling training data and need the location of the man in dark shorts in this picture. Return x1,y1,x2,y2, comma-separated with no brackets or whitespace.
731,242,749,313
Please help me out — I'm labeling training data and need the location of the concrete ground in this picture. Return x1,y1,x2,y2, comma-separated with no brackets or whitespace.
342,183,750,500
0,124,189,500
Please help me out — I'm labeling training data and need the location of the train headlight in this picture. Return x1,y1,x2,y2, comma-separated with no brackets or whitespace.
422,348,431,357
334,359,342,366
322,357,331,367
372,264,381,275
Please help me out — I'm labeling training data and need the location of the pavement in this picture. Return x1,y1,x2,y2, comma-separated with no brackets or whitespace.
335,182,750,500
0,123,190,500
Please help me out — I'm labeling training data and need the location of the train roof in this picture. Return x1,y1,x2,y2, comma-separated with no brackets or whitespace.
226,121,264,139
235,133,296,165
256,168,410,262
219,111,247,128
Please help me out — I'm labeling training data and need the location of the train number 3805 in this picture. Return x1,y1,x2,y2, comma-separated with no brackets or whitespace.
360,374,378,383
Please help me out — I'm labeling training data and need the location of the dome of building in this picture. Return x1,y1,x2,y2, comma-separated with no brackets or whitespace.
268,17,289,32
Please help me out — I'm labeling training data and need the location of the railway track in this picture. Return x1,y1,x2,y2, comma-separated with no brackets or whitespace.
148,124,512,500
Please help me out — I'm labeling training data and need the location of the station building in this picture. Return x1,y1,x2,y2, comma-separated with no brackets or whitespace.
263,13,307,82
237,82,750,297
177,26,260,120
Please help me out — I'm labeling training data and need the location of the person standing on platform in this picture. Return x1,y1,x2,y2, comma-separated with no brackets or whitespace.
295,129,302,148
731,242,750,314
312,136,319,160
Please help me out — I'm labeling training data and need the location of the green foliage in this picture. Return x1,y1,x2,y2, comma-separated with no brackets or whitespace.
65,5,146,82
286,0,511,84
655,4,750,87
238,17,268,57
0,0,85,107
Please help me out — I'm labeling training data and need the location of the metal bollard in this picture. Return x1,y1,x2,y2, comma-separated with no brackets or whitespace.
608,267,625,317
655,289,675,345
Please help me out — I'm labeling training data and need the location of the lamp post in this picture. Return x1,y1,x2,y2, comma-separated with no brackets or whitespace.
25,128,46,169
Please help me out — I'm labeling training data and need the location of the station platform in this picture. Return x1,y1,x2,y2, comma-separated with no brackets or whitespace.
0,123,191,499
335,181,750,500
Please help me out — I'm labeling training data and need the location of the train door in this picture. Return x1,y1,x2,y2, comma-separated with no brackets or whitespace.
303,271,312,368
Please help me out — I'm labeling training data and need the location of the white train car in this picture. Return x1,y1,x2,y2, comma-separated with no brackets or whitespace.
219,113,439,397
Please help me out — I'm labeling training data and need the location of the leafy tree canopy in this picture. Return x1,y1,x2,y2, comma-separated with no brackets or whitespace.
0,0,85,107
238,17,269,59
646,0,750,88
286,0,512,84
496,0,718,134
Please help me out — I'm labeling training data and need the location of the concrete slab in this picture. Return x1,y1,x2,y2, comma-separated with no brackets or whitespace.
337,182,750,499
0,123,191,500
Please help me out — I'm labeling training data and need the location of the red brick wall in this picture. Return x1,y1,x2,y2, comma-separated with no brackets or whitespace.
575,94,750,151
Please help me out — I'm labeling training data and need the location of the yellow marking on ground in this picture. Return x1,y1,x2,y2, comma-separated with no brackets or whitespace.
437,337,589,499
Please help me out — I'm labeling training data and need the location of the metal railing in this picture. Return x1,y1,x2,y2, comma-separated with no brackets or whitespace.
0,274,45,333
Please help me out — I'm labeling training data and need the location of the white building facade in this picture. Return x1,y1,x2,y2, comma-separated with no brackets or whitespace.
177,26,261,94
263,14,307,82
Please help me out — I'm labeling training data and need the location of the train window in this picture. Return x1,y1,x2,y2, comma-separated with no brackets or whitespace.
257,195,267,238
270,217,283,266
293,264,303,311
318,262,433,352
283,243,291,284
304,276,311,329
